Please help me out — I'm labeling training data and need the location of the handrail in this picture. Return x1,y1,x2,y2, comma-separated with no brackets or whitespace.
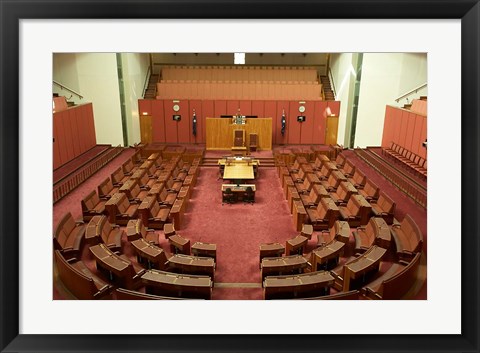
328,68,337,100
142,65,152,97
53,80,84,100
395,83,427,102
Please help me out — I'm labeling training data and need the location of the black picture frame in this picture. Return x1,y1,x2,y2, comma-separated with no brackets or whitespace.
1,1,479,352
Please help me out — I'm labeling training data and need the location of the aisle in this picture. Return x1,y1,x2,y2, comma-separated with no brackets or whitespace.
177,167,299,299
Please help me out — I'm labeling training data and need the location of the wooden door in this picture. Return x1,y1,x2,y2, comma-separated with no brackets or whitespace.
140,115,153,144
325,115,339,145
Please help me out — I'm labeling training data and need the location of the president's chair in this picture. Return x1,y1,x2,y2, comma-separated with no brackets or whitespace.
249,133,258,152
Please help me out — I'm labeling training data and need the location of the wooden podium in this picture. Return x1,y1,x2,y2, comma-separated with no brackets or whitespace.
206,118,272,150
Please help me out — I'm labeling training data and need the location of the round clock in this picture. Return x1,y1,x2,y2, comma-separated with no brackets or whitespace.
299,105,306,113
173,104,180,112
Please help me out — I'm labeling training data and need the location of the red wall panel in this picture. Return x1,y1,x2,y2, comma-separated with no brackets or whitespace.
188,100,204,143
239,100,252,115
214,100,227,117
251,100,265,118
381,106,394,148
313,101,329,145
202,100,215,143
392,108,402,144
399,110,409,147
53,116,61,169
176,101,190,143
327,101,341,116
151,100,166,142
75,106,86,153
405,112,416,152
299,101,316,144
274,101,288,145
85,104,97,150
411,114,424,155
138,99,152,116
226,100,239,115
163,100,179,143
418,116,427,159
287,101,301,144
69,109,80,157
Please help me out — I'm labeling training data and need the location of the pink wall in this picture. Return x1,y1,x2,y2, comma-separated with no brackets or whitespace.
381,105,427,159
53,103,96,169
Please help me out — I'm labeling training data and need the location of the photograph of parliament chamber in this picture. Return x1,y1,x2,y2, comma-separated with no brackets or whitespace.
53,53,427,300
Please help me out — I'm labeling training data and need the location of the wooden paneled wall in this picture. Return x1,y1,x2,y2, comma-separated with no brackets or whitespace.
138,99,340,146
381,105,427,159
205,118,272,150
53,103,97,169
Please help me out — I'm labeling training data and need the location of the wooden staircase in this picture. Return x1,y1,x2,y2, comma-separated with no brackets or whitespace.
144,74,159,99
320,75,335,101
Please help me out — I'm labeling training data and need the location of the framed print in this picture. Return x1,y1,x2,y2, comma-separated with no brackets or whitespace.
1,0,479,352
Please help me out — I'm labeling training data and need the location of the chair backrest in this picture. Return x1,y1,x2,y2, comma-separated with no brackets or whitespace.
54,212,75,248
123,159,135,174
111,167,125,184
335,154,346,167
249,133,257,146
378,191,395,213
117,193,130,214
364,179,380,199
344,160,355,175
82,190,99,211
402,214,423,252
54,250,104,300
149,197,160,217
98,178,114,198
99,216,110,243
353,169,366,186
346,196,361,216
233,129,245,147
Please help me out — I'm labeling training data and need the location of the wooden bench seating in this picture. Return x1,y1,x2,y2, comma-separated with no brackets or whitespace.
358,178,380,202
105,192,139,226
90,243,145,289
81,190,107,222
263,271,335,299
338,194,372,227
334,153,346,169
142,269,213,300
130,168,156,190
119,179,148,203
331,246,387,291
371,191,396,225
115,288,192,300
317,220,351,246
383,142,427,178
391,214,423,259
55,250,112,299
300,184,329,207
122,158,137,176
166,177,183,193
126,218,158,244
85,215,123,251
306,197,340,230
53,212,86,259
329,181,358,205
111,166,130,186
353,217,391,252
347,168,366,189
302,289,360,300
320,170,347,192
362,252,421,299
138,195,171,229
97,177,119,200
315,161,337,180
340,159,356,178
